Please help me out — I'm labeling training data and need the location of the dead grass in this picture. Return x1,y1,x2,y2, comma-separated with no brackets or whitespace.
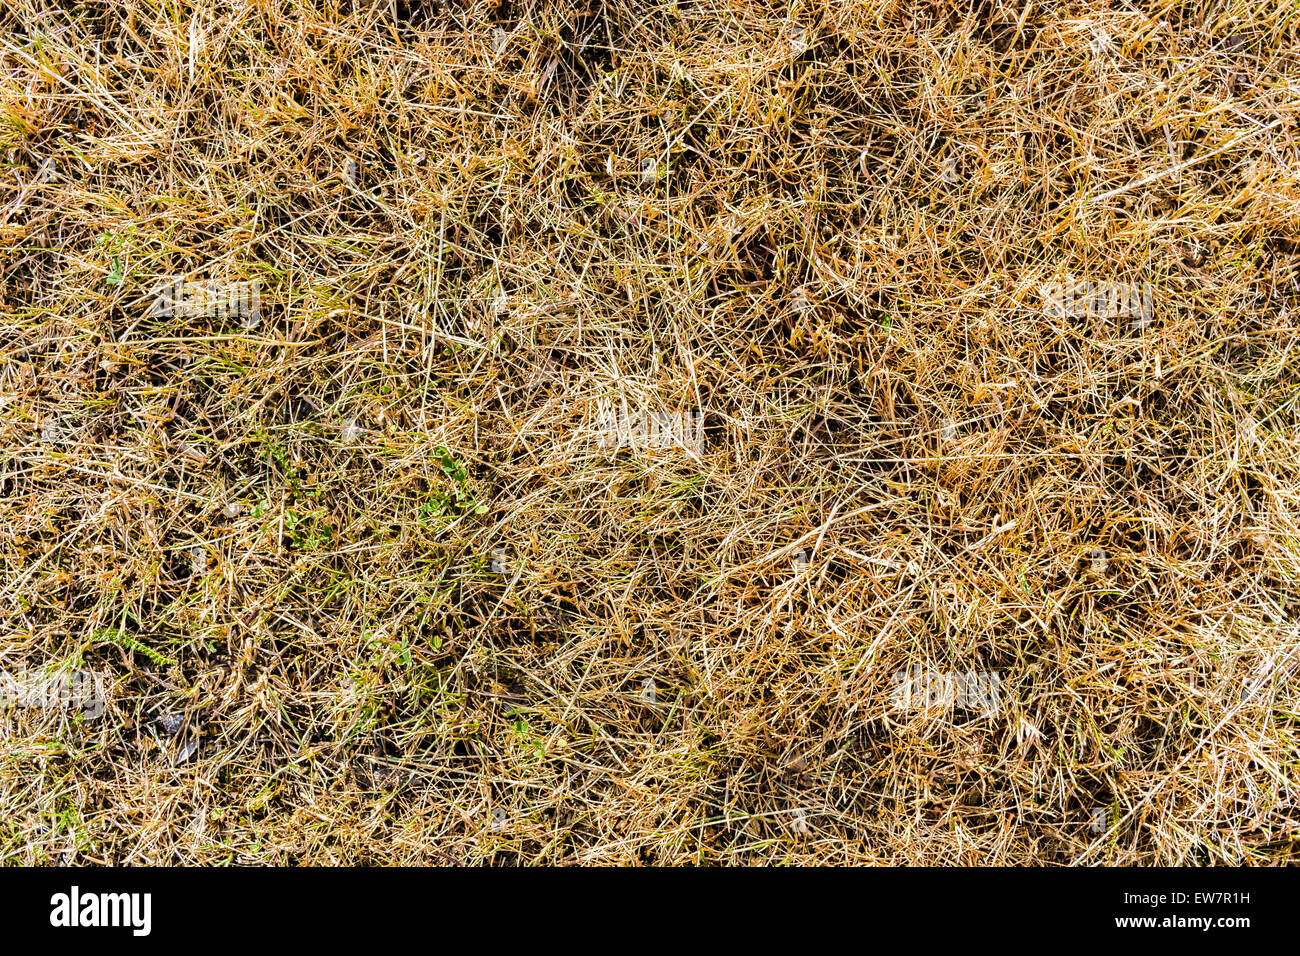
1,0,1299,865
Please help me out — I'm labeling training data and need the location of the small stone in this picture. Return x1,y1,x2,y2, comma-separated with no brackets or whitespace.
1240,678,1263,703
787,22,809,57
175,738,199,763
158,714,183,736
791,285,811,314
790,807,809,836
223,501,241,518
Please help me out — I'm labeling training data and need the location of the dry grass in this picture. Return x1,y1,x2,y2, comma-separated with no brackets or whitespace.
1,0,1299,865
